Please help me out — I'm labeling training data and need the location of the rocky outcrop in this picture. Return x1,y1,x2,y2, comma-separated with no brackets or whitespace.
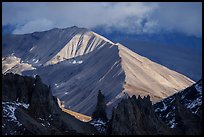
91,90,108,121
2,73,35,103
2,73,98,135
90,91,109,134
111,95,173,135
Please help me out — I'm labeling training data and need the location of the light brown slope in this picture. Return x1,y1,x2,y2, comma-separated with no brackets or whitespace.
118,43,194,103
61,108,91,122
45,31,114,66
57,98,91,122
2,56,35,75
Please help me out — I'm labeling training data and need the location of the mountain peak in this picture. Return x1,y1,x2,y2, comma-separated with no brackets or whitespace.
2,27,194,118
2,26,114,67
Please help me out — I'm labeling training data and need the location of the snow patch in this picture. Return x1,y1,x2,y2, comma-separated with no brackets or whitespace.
41,123,45,127
168,118,177,128
170,98,175,103
90,119,107,133
72,60,77,64
165,112,171,118
160,101,168,111
154,107,160,112
71,60,83,64
34,59,39,64
38,117,45,121
2,101,29,127
78,60,83,64
29,46,36,52
186,97,202,110
195,84,202,93
170,122,177,128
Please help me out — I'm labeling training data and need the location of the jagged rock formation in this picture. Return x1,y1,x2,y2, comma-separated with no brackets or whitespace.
110,91,202,135
90,91,108,134
111,95,173,135
91,90,108,121
2,73,98,135
2,26,194,118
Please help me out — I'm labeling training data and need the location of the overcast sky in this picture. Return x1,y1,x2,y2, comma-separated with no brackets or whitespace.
2,2,202,37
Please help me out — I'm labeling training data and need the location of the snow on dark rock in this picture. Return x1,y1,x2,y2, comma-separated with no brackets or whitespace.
90,119,108,134
154,79,202,129
2,101,30,135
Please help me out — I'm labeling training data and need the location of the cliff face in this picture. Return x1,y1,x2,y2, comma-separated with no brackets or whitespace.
2,73,98,135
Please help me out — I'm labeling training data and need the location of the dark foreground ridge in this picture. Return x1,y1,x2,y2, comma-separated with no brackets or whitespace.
110,79,202,135
2,73,98,135
111,95,173,135
2,73,202,135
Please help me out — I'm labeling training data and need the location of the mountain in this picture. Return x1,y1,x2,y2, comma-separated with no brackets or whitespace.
2,26,113,67
93,28,202,81
2,26,194,118
117,40,202,82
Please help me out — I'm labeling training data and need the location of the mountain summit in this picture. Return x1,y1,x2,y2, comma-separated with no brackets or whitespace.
2,26,194,117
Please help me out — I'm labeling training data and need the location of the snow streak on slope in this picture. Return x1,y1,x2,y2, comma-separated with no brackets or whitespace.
23,43,194,118
44,31,114,65
2,26,113,68
23,43,127,117
2,101,30,135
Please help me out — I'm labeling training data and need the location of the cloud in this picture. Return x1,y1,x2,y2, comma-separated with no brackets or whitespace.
2,2,202,37
12,18,54,34
151,2,202,37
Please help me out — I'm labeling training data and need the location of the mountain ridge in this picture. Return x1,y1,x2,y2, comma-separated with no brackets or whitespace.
2,26,195,118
